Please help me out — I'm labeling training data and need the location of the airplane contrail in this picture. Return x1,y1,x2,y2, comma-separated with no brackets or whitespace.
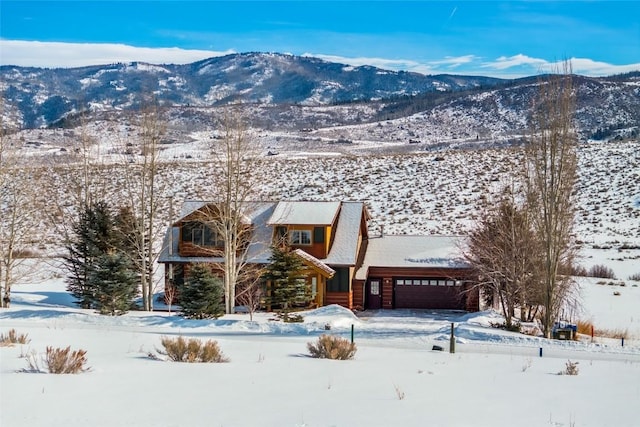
447,6,458,23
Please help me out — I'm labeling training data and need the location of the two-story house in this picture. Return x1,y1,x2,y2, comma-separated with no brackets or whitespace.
158,200,479,312
158,200,369,309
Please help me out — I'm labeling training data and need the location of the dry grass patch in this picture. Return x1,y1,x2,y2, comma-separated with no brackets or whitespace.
0,329,31,346
558,360,579,376
45,346,89,374
307,335,357,360
24,346,89,374
157,336,229,363
576,320,629,339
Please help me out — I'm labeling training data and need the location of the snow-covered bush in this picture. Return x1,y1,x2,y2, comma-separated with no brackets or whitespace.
558,360,579,376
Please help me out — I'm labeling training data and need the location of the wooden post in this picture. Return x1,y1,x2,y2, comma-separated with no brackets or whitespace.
449,323,455,353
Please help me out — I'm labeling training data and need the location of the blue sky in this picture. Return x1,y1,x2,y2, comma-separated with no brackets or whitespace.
1,1,639,77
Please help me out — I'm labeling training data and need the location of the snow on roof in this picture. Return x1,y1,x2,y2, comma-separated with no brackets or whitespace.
324,202,365,265
355,235,468,280
177,200,254,225
267,201,341,225
293,249,335,277
160,200,367,267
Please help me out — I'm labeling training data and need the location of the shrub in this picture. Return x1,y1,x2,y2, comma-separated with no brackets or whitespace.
307,335,357,360
576,319,594,335
0,329,31,346
280,312,304,323
558,360,579,376
44,346,89,374
588,264,616,279
628,272,640,281
158,336,229,363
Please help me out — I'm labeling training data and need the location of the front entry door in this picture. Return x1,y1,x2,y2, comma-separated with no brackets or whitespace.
366,279,382,309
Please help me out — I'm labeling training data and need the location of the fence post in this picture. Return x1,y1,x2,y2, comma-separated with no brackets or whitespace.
539,347,543,357
351,324,354,344
449,323,455,353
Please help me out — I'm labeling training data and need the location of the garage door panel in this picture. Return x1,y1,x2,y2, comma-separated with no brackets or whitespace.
395,280,464,309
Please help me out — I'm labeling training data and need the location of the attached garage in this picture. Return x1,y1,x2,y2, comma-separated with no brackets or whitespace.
355,235,479,311
394,278,466,310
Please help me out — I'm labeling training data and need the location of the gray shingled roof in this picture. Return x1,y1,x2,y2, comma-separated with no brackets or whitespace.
354,235,468,280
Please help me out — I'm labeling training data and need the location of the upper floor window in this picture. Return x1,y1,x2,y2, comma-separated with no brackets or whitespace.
290,229,312,245
182,222,223,247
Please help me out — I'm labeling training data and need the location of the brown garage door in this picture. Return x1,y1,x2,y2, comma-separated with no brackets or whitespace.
394,278,465,310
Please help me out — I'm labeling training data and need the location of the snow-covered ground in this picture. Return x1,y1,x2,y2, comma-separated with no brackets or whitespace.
1,263,639,427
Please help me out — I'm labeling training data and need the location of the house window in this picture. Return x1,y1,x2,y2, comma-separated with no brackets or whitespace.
313,227,325,244
291,230,312,245
370,280,380,295
182,222,223,247
327,267,349,292
275,226,287,243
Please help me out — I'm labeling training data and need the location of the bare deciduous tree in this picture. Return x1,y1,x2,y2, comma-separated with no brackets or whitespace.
462,190,541,328
234,265,265,321
525,61,579,338
203,110,264,314
118,102,167,311
0,108,40,308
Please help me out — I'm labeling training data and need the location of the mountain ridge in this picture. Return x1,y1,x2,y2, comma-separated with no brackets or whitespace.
1,52,639,141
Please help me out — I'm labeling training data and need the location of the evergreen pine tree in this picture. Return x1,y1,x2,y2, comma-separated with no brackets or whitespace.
262,246,309,315
177,264,225,319
90,251,138,315
114,206,143,283
64,201,117,308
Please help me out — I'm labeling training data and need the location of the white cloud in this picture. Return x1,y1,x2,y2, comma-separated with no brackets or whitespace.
428,55,479,69
0,40,232,68
555,57,640,76
482,54,640,77
482,54,548,70
304,53,439,75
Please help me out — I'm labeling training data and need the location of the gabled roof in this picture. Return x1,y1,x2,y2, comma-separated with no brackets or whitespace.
324,202,368,266
354,235,468,280
158,201,277,264
293,249,335,278
267,201,341,226
159,200,369,268
175,200,252,226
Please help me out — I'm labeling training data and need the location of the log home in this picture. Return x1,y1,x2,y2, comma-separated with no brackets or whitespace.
158,200,479,312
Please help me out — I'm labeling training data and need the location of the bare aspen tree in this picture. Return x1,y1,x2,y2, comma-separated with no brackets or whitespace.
0,106,40,308
203,110,264,314
525,61,578,338
118,103,166,311
234,265,265,321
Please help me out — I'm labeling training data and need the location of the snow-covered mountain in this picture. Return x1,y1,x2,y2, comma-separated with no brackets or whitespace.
0,52,502,128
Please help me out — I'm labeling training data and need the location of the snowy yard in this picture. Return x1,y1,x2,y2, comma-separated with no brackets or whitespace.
1,266,639,427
